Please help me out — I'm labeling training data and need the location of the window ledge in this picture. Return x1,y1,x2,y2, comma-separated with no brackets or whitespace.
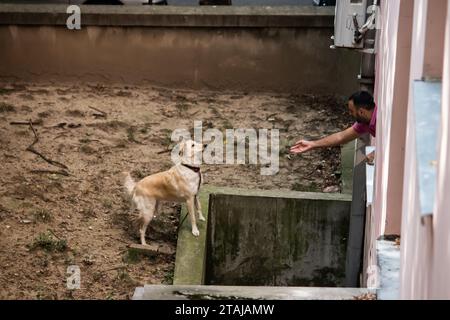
366,146,375,206
413,80,442,216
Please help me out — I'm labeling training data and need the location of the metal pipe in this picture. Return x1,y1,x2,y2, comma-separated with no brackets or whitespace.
359,0,378,94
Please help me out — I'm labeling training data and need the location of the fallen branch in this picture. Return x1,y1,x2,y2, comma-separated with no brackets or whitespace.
10,119,43,126
190,110,201,117
31,169,70,177
26,120,69,170
52,122,81,129
88,106,107,118
128,243,174,256
157,149,172,155
53,133,68,140
108,236,130,245
102,264,127,272
54,122,67,128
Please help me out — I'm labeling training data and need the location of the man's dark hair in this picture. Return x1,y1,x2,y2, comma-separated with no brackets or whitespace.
349,91,375,110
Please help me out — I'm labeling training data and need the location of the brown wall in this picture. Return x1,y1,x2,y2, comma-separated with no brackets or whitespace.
0,25,360,94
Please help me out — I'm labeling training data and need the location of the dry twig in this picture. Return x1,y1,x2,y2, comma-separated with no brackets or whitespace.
30,169,70,177
26,119,69,170
88,106,107,118
10,119,43,126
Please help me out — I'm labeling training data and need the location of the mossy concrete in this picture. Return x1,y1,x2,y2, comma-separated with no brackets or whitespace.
341,141,356,195
174,186,352,286
173,189,211,285
206,192,351,287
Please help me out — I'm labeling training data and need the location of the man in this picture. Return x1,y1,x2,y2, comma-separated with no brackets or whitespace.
290,91,377,164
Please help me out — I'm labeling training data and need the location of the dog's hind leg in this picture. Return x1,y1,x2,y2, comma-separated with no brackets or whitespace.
134,196,156,246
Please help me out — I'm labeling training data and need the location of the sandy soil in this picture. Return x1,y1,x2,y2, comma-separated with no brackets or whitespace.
0,82,352,299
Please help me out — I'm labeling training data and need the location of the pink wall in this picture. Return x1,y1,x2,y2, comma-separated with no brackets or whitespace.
399,0,431,299
399,0,449,300
370,0,450,299
423,0,447,78
372,0,413,238
363,0,413,285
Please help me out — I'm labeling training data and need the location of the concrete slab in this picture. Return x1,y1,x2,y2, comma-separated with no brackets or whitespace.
341,141,356,195
173,189,210,285
0,4,335,27
132,284,374,300
344,135,370,287
128,243,174,256
201,186,352,202
376,240,400,300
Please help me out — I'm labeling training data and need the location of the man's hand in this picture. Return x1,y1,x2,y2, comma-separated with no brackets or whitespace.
290,128,360,155
290,140,317,154
365,151,375,166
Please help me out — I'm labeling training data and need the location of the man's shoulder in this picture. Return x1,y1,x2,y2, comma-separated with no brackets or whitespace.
352,122,369,134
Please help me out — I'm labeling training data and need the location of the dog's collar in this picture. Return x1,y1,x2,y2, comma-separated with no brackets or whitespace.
181,163,201,173
181,163,202,195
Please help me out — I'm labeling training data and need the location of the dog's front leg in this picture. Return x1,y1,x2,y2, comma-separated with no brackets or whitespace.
195,195,206,222
186,197,200,237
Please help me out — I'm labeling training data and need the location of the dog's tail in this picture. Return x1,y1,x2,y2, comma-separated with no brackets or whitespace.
123,172,136,196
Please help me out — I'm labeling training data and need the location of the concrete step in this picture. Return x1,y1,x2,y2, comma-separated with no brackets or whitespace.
128,243,174,256
132,285,375,300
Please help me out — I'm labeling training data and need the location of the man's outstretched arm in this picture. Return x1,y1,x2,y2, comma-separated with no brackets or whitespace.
290,127,360,154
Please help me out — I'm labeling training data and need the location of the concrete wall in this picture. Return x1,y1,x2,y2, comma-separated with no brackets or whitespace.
206,192,351,287
0,4,360,94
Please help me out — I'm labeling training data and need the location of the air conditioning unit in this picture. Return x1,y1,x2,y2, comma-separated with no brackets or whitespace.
333,0,369,49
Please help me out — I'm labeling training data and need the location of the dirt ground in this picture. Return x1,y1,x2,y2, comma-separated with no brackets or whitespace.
0,82,352,300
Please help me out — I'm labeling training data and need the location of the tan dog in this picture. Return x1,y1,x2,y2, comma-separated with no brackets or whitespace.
124,139,205,246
